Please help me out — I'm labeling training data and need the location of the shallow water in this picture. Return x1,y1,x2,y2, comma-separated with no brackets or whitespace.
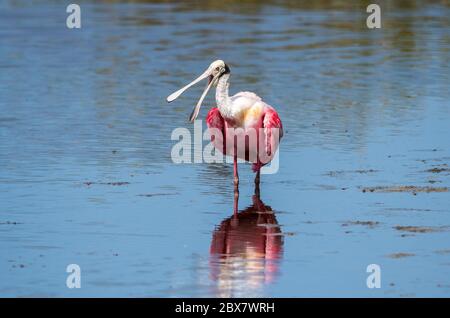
0,0,449,297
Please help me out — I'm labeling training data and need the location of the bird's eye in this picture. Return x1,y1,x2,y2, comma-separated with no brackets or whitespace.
215,67,220,71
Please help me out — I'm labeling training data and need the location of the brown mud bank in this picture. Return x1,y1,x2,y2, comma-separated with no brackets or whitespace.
83,181,130,186
394,225,450,233
361,186,448,194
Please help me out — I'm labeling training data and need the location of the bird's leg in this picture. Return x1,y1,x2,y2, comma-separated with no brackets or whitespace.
254,168,261,185
233,157,239,187
254,167,261,198
233,140,239,215
233,141,239,188
233,186,239,215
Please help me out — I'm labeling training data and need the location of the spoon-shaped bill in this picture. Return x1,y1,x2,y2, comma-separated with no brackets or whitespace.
166,70,210,103
188,73,218,122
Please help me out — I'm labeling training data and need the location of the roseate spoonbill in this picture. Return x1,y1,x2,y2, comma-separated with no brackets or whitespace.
167,60,283,190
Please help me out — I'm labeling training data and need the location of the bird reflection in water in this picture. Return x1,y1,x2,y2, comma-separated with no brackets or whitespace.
209,186,283,297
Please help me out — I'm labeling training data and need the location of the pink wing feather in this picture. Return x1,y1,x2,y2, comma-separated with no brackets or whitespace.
206,107,226,154
263,108,283,157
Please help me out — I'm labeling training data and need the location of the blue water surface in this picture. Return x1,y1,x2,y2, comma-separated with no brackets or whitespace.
0,1,449,297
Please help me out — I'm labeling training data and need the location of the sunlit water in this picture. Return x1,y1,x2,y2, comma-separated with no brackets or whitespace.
0,1,449,297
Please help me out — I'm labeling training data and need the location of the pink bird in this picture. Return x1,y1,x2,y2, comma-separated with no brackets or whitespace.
167,60,283,192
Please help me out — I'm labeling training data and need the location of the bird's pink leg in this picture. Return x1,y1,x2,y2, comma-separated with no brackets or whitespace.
233,140,239,215
233,140,239,188
254,167,261,198
233,157,239,185
233,187,239,215
255,167,261,185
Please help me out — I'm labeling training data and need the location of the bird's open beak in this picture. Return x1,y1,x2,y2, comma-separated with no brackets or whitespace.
166,68,221,123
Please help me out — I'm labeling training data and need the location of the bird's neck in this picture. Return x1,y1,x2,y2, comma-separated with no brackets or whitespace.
215,74,233,118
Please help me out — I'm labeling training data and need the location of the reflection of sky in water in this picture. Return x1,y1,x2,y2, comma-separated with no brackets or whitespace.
0,1,449,297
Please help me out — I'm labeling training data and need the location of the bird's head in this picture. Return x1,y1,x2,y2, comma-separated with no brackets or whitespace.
166,60,230,122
